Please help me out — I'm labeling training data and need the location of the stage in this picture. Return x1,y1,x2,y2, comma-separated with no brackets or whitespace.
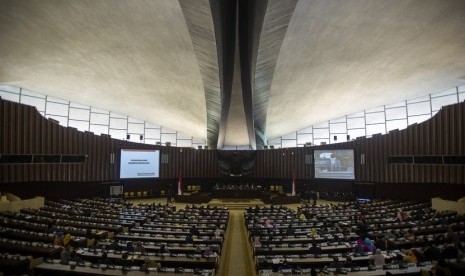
208,198,266,210
174,192,301,206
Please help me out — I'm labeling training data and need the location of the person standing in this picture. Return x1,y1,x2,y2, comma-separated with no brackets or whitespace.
167,184,172,204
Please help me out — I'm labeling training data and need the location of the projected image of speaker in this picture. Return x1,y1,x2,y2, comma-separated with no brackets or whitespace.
313,149,355,180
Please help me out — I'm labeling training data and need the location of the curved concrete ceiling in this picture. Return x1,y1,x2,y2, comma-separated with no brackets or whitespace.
1,0,465,147
0,0,206,139
267,0,465,139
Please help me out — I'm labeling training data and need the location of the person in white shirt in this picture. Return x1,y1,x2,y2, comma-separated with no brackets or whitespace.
370,249,386,266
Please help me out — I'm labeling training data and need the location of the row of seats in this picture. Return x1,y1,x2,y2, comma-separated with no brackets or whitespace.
246,200,465,275
1,197,226,275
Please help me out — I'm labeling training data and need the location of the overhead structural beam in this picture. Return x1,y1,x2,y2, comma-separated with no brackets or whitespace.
180,0,297,149
252,0,298,149
237,0,268,150
210,0,237,149
179,0,223,149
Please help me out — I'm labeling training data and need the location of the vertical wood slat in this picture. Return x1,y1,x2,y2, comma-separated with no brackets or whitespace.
1,98,465,185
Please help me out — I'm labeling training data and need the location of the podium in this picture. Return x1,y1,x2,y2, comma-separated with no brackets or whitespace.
110,185,123,199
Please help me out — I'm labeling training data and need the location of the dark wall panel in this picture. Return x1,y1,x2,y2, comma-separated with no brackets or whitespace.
0,99,123,183
358,102,465,185
375,182,465,201
1,98,464,200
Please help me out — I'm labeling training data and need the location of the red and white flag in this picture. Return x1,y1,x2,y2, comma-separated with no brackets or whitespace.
177,169,183,195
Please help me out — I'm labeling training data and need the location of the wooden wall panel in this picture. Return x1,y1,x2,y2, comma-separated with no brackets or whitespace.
1,98,464,196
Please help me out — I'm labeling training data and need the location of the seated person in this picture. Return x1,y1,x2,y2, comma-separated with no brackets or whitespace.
203,246,218,257
158,244,170,254
396,209,404,222
45,220,54,234
396,209,411,222
69,250,83,263
391,253,405,265
263,218,272,228
404,230,415,242
252,236,261,247
446,227,460,247
402,249,417,264
90,240,101,251
107,240,122,251
422,244,442,261
116,252,132,267
343,256,356,268
63,232,72,247
85,228,93,239
54,232,64,246
442,244,459,259
133,241,145,253
430,259,452,276
185,234,194,244
60,245,72,264
278,260,293,271
98,252,113,265
286,224,294,235
353,238,368,253
309,243,321,255
124,241,134,252
329,256,343,269
189,225,200,236
374,236,387,251
370,249,386,266
364,237,376,253
214,226,224,239
140,257,158,271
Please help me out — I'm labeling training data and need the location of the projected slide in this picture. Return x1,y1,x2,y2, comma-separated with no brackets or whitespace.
314,149,355,180
120,149,160,179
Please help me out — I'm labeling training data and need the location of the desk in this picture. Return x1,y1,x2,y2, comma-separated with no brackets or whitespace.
256,253,393,269
259,234,359,244
35,263,215,276
78,251,217,269
0,256,30,275
99,241,221,254
259,265,432,276
254,244,352,255
211,189,264,198
131,228,214,237
143,223,220,230
115,234,222,245
0,241,62,258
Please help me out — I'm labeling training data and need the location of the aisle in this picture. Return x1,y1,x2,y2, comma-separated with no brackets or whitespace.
226,211,250,276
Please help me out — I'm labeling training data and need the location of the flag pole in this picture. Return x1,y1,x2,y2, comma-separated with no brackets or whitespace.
291,167,296,196
177,169,183,196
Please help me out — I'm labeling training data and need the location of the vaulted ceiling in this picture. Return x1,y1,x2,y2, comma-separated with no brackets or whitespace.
1,0,465,149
